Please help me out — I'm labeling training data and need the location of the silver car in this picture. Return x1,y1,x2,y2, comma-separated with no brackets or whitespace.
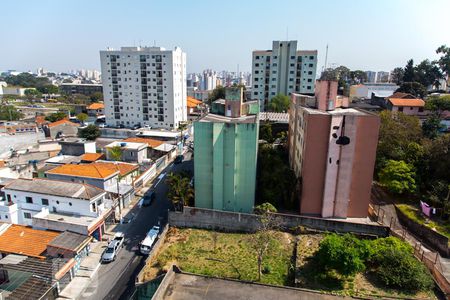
101,240,120,263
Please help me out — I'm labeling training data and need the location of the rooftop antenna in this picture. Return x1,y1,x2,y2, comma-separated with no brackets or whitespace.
153,40,156,46
324,43,329,70
286,27,289,40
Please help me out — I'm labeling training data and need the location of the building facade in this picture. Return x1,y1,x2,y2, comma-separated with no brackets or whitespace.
194,88,259,213
288,81,380,218
100,46,187,129
252,41,318,111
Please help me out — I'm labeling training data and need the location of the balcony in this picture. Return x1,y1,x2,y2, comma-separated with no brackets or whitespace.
0,201,18,213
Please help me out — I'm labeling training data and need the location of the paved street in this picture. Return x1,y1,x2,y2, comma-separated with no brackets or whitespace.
81,151,193,300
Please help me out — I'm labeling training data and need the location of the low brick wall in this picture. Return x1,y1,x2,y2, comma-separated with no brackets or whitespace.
395,206,449,257
169,207,389,237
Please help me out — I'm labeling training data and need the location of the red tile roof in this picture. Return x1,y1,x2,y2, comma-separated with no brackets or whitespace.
187,96,202,108
46,161,138,179
80,153,105,162
47,119,79,128
388,98,425,107
0,224,60,259
123,137,164,148
87,103,104,110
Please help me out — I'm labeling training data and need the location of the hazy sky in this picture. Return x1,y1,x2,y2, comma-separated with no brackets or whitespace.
1,0,449,74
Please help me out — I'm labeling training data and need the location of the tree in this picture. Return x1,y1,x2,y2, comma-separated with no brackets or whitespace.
37,85,58,94
0,105,24,121
178,122,188,146
403,59,415,82
254,202,277,215
376,110,422,171
24,89,41,100
207,85,225,104
259,123,274,143
166,172,194,211
4,73,51,88
315,234,367,277
78,124,101,140
379,160,416,195
76,113,88,125
415,59,443,89
349,70,367,84
390,67,404,85
108,145,123,161
422,116,444,139
395,82,427,98
436,45,450,77
248,210,278,281
425,95,450,117
45,112,67,122
268,94,289,112
89,92,103,103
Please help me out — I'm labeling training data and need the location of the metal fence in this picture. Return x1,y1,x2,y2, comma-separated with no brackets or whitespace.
369,204,450,296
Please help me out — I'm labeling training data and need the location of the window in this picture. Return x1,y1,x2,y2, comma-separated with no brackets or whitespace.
56,201,60,205
308,71,313,75
309,64,313,67
24,212,32,219
398,107,404,112
309,56,314,59
41,199,49,206
25,197,33,204
69,202,72,206
419,107,424,112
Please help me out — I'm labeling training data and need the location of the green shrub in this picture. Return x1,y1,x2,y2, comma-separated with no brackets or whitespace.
376,247,433,291
315,234,367,276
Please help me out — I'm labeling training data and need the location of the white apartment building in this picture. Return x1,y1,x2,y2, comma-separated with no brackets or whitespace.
252,41,318,111
100,46,187,129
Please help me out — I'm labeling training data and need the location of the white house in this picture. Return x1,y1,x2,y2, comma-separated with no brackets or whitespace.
0,178,111,239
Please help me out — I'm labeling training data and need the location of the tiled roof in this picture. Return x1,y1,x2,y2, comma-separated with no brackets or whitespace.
87,103,104,110
35,115,47,125
93,161,139,176
0,224,60,259
388,98,425,107
187,96,202,108
47,161,138,179
3,178,105,200
80,153,105,162
47,231,91,252
123,137,164,148
387,92,416,99
47,119,79,128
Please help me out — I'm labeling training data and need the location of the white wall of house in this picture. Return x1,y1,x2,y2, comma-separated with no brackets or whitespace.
1,189,105,226
46,173,118,191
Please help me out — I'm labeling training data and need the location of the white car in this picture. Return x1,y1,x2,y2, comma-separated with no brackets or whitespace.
101,240,121,263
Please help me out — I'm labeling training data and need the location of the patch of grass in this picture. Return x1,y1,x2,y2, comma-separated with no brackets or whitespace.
397,203,450,240
146,228,294,286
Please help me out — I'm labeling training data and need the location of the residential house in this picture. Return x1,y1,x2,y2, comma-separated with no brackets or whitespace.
0,178,111,240
387,98,425,116
105,140,148,163
45,161,138,211
86,102,105,117
43,119,80,139
59,138,96,156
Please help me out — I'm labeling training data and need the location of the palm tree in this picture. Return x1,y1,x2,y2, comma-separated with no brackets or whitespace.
108,145,123,161
178,122,188,147
166,172,194,211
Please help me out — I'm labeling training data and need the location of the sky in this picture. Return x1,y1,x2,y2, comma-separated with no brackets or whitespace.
1,0,449,74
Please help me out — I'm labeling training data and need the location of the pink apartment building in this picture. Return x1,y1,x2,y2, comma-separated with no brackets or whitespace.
288,80,380,218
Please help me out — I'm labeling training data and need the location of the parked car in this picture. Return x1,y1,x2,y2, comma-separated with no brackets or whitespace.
113,232,125,247
174,155,184,164
140,226,160,255
142,191,156,207
101,240,120,263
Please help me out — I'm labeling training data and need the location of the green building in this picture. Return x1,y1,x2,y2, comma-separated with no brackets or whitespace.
194,87,259,213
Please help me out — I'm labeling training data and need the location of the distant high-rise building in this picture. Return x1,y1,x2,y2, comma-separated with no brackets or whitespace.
288,80,380,218
194,87,259,213
365,71,376,83
100,46,187,129
376,71,390,83
252,40,318,111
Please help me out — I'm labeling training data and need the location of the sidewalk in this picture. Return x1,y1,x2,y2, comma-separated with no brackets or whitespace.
57,240,108,299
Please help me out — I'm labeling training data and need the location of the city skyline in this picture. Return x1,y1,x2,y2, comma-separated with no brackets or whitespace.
1,0,449,74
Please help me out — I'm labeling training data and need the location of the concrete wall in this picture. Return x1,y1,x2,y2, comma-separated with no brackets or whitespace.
395,206,449,257
169,207,389,237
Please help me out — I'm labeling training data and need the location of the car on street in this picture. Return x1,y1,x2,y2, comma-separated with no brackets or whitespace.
101,240,121,263
142,190,156,207
140,225,160,255
113,232,125,247
174,155,184,164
